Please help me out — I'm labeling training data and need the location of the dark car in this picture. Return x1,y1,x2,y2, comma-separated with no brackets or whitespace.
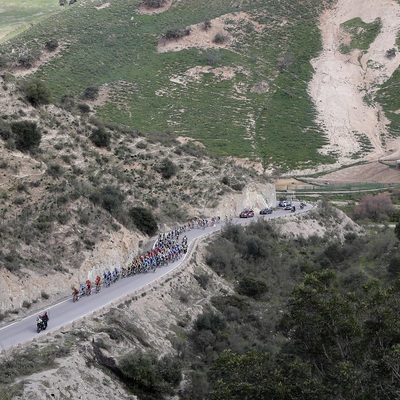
259,208,273,215
239,209,255,218
284,204,293,210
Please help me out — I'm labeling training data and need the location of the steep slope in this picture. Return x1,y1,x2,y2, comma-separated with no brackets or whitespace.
307,0,400,174
0,75,274,316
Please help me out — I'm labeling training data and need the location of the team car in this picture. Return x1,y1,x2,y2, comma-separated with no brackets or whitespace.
259,208,273,215
239,209,255,218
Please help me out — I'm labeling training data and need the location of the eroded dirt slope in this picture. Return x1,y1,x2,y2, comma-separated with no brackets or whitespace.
308,0,400,180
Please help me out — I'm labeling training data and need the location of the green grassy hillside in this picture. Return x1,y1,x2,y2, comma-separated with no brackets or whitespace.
0,0,337,171
0,0,60,42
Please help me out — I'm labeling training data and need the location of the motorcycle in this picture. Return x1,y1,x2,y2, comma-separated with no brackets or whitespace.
36,316,47,333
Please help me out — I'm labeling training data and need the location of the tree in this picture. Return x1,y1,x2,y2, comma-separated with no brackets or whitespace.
82,86,99,101
24,80,51,107
394,221,400,241
278,271,400,399
119,350,182,398
128,207,158,236
354,194,395,221
45,39,59,52
89,126,110,148
154,157,177,179
11,121,41,152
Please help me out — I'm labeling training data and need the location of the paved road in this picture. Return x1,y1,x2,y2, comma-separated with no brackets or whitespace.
0,202,311,351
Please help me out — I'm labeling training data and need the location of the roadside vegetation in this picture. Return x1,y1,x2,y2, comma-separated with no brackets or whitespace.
174,215,400,399
35,211,399,400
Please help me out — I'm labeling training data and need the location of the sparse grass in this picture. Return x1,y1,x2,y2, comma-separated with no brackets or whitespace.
0,343,70,385
340,17,382,53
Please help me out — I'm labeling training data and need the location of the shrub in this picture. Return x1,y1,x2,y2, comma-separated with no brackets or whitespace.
154,157,177,179
354,194,395,221
194,273,210,290
41,291,49,300
47,163,64,179
142,0,167,8
204,51,221,66
164,27,191,40
11,121,41,152
213,32,229,44
128,207,158,236
386,48,396,58
23,80,51,107
203,19,212,31
0,120,12,140
387,255,400,277
77,103,91,114
277,53,295,71
194,311,226,334
119,350,182,398
136,140,147,149
236,276,268,299
18,52,40,69
89,126,110,148
90,186,125,215
82,86,99,101
60,93,76,111
45,39,59,52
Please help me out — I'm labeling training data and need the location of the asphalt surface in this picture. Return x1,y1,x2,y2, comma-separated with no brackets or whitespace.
0,202,311,351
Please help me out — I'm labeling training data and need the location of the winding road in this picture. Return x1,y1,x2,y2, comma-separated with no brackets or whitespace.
0,202,311,352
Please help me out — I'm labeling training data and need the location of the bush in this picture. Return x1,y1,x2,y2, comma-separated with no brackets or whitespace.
11,121,41,152
204,51,221,66
17,52,40,69
354,194,395,221
77,103,91,114
0,120,12,140
387,255,400,277
194,273,210,290
164,27,191,40
154,157,177,179
194,311,227,334
47,163,64,179
142,0,167,8
89,126,110,148
45,39,59,52
128,207,158,236
236,276,268,299
203,20,212,31
23,80,51,107
60,93,76,111
82,86,99,101
213,32,229,44
119,350,182,398
90,186,125,215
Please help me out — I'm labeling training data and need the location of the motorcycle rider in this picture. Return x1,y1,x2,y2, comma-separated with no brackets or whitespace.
41,311,49,328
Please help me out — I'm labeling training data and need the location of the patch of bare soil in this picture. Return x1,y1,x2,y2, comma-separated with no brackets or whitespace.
308,0,400,170
137,0,173,15
311,161,400,185
11,45,67,77
95,2,111,10
157,12,263,53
